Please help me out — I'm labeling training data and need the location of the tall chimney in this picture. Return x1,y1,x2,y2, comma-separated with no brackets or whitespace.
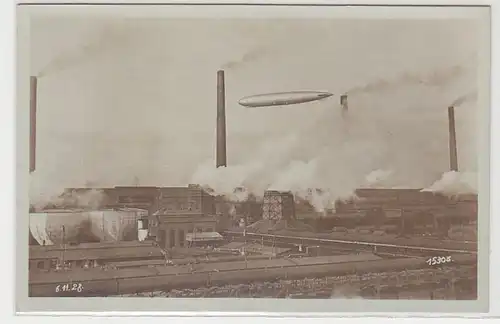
216,70,227,168
340,94,348,117
448,106,458,171
30,76,37,173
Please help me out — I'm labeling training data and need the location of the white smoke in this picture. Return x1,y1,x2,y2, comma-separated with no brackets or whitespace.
30,19,480,210
190,72,479,212
364,169,394,187
422,171,478,195
71,189,106,209
30,170,68,209
30,171,105,210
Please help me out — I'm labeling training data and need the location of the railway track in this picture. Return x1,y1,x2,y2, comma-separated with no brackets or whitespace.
121,265,476,298
224,231,477,256
29,252,476,297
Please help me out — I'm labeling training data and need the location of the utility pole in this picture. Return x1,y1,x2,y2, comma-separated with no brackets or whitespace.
102,213,105,241
61,225,66,267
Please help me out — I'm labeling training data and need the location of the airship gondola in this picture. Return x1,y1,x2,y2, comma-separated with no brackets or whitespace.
238,91,333,108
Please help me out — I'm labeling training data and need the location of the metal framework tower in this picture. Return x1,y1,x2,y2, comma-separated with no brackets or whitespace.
262,191,296,221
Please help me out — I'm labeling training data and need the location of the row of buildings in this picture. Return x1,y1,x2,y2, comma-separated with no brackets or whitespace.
30,185,478,249
31,185,297,249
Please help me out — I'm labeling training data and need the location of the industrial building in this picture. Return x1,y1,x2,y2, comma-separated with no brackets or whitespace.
27,68,478,299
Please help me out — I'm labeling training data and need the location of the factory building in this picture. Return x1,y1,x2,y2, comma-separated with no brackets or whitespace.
150,185,218,249
46,185,225,248
105,186,160,212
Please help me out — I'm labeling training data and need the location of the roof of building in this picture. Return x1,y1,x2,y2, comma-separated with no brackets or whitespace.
218,242,291,256
29,242,163,261
186,232,223,241
243,244,291,255
218,242,247,250
291,253,382,266
31,240,155,252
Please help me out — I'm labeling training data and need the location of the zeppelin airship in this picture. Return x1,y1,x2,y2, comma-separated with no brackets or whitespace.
238,91,333,108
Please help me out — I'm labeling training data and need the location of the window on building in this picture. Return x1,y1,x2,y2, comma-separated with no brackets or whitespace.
158,229,166,248
37,261,45,269
118,195,153,204
179,229,185,247
169,229,176,248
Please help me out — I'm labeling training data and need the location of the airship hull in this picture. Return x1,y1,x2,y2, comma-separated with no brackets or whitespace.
239,91,333,108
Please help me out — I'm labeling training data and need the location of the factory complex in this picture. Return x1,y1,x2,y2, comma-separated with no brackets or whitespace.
28,70,478,299
28,182,478,298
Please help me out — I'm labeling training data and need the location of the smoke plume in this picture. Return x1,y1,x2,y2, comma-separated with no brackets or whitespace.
347,64,466,95
30,19,481,211
421,171,477,195
222,47,268,70
451,91,478,107
37,25,132,77
30,171,105,210
191,63,478,212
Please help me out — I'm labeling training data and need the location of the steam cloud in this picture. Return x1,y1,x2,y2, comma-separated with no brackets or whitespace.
191,64,478,212
30,181,105,211
421,171,477,195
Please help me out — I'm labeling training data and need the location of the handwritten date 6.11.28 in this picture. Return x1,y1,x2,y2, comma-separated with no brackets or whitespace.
55,283,83,293
426,256,452,266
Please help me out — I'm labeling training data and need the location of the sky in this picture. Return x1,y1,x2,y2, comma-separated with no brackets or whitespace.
29,17,482,208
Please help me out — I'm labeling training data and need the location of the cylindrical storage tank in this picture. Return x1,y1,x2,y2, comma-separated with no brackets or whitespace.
29,210,87,245
89,208,148,242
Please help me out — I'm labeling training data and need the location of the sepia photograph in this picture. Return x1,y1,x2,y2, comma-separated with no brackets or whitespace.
16,2,491,314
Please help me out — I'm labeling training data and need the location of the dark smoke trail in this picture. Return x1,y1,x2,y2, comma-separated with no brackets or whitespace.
451,91,478,107
37,25,131,78
347,64,466,95
222,47,267,70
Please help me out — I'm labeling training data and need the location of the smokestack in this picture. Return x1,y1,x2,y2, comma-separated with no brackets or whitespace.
30,76,37,173
448,106,458,171
340,94,348,117
216,70,227,168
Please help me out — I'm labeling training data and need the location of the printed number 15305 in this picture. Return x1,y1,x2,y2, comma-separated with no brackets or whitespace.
426,256,452,266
